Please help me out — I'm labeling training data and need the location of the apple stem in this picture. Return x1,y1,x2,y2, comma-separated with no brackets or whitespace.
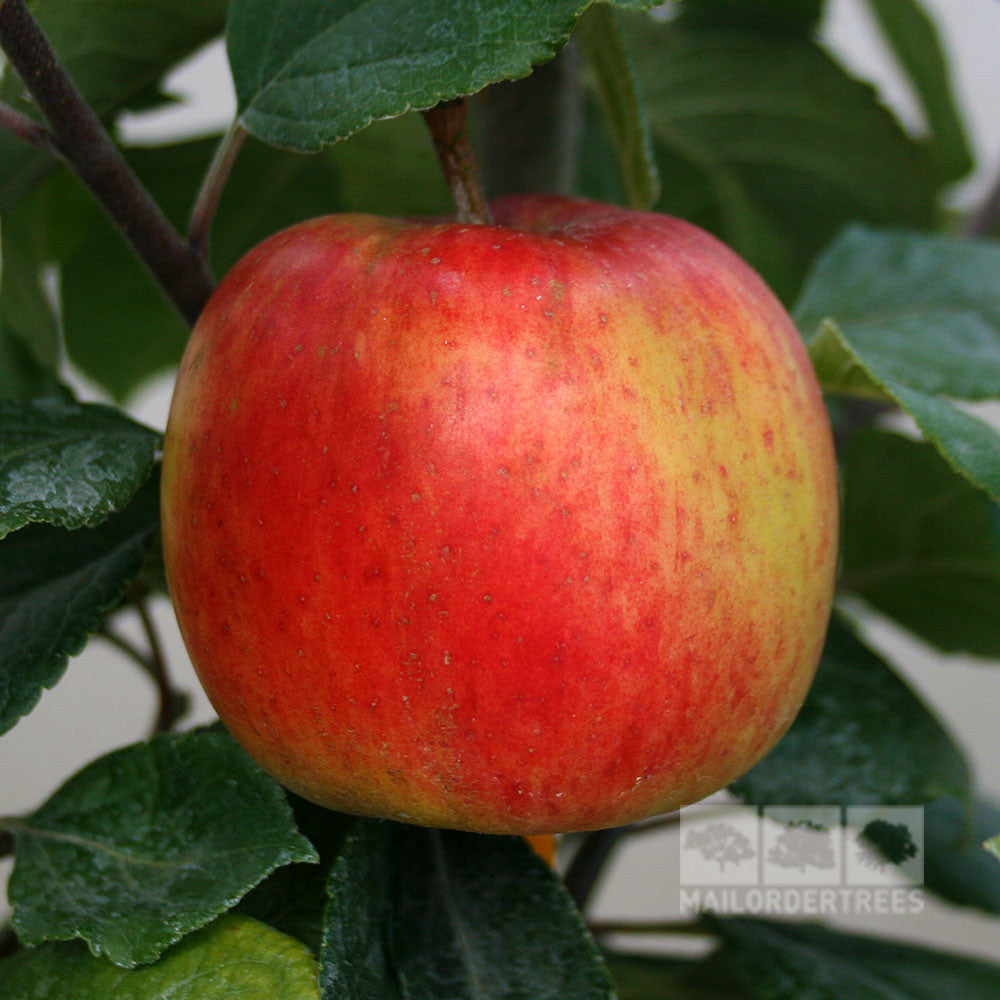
188,121,248,263
0,0,214,326
422,98,494,226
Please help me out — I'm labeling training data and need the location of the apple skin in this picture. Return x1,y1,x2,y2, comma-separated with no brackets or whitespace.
161,194,837,834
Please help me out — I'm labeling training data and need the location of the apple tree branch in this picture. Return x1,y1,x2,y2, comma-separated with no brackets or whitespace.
0,0,214,326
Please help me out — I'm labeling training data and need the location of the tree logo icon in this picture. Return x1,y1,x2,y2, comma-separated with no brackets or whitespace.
762,806,842,885
679,805,761,885
684,821,756,872
768,820,838,873
847,808,925,884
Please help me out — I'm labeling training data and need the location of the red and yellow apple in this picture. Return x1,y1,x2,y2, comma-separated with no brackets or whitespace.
161,195,837,834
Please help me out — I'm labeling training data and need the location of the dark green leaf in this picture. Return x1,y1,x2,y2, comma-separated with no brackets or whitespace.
230,114,451,230
797,226,1000,500
319,820,398,1000
226,0,655,152
389,829,614,1000
576,5,659,209
839,429,1000,657
27,0,226,124
576,95,629,206
58,142,212,401
0,68,53,214
240,798,354,958
0,181,62,399
622,14,938,300
705,916,1000,999
61,115,450,400
238,863,331,960
0,398,160,538
0,0,228,213
0,331,64,403
471,48,584,201
8,727,318,967
0,915,320,999
679,0,825,34
863,0,972,182
731,614,970,805
917,796,1000,915
605,950,754,1000
319,822,613,999
0,472,159,734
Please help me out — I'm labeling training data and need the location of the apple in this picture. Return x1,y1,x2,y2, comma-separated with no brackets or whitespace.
161,194,837,834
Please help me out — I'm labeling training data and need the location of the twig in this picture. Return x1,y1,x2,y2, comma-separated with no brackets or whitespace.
0,0,213,326
188,122,248,262
0,828,13,859
563,826,632,912
98,625,155,678
422,98,493,226
132,588,181,734
99,588,184,735
0,97,56,152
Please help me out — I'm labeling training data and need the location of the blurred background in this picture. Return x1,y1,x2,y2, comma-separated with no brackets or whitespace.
2,0,999,962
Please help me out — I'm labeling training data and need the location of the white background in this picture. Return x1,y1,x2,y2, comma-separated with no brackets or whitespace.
2,0,999,964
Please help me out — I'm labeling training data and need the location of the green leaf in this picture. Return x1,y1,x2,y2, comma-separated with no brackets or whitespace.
61,115,450,401
731,614,970,806
838,429,1000,657
605,951,755,1000
318,823,614,999
238,862,331,961
914,797,1000,915
57,142,212,401
240,798,354,958
0,472,159,734
621,13,938,300
223,114,451,234
797,226,1000,501
0,181,62,399
0,332,63,401
226,0,655,152
863,0,972,183
7,727,318,967
0,0,228,213
705,916,1000,999
576,4,659,209
987,835,1000,861
319,820,398,1000
29,0,228,116
389,829,615,1000
0,915,319,1000
0,398,160,538
679,0,825,34
797,227,1000,401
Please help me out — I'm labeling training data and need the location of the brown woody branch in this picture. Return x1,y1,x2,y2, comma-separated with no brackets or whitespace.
0,0,213,326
